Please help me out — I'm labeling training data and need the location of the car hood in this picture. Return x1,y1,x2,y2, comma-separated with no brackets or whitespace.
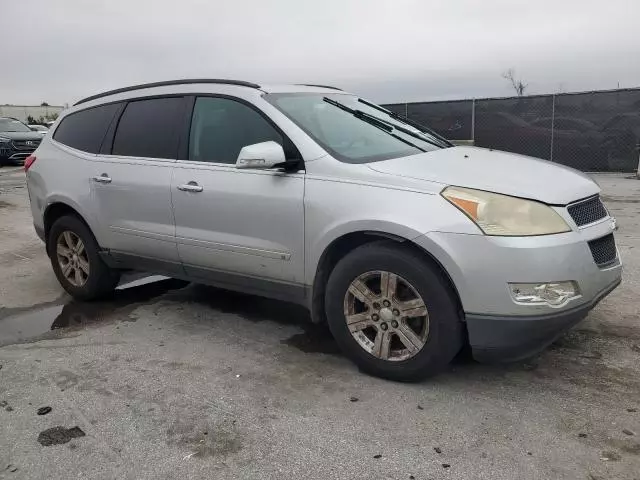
0,131,43,141
367,146,599,205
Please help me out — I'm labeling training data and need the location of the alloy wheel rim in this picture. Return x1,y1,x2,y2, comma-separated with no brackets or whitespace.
56,231,90,287
343,270,429,362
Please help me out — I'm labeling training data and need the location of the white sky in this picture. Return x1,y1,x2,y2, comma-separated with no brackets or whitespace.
3,0,640,105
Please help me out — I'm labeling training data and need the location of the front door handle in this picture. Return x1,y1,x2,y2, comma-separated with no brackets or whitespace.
93,174,112,184
177,181,203,193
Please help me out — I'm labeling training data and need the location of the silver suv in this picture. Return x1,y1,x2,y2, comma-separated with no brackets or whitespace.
26,79,622,381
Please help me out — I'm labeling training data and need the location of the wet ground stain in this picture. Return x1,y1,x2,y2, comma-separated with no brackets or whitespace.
0,293,68,322
167,416,243,458
0,272,339,355
184,427,243,458
38,426,85,446
0,275,188,347
37,406,52,416
282,325,341,356
177,284,311,326
168,284,342,356
0,200,15,209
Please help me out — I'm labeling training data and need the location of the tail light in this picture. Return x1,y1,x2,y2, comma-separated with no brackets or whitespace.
24,155,37,172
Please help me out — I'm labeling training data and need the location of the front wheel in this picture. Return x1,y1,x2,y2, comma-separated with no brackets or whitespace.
325,242,463,382
48,215,120,300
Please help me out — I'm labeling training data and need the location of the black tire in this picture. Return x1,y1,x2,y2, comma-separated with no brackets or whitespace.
48,215,120,300
325,241,463,382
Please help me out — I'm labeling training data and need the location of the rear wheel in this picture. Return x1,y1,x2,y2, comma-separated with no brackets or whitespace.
48,215,120,300
325,242,463,381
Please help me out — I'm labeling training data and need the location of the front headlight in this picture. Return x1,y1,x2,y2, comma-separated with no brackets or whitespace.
442,186,571,236
0,137,10,143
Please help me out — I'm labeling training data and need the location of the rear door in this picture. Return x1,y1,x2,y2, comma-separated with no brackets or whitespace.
171,96,305,288
90,96,186,268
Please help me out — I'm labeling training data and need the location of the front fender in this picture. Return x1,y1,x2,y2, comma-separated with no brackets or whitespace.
304,175,479,285
306,218,424,284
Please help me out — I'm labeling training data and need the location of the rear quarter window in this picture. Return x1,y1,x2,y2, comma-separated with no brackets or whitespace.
53,103,121,153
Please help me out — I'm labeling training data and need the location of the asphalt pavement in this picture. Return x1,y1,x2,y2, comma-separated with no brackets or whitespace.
1,166,639,479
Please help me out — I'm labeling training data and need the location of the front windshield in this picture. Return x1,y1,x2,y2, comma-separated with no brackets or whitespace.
265,93,444,163
0,118,32,133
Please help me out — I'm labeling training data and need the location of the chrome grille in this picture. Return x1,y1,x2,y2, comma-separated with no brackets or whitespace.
12,139,41,151
588,234,617,267
567,196,608,227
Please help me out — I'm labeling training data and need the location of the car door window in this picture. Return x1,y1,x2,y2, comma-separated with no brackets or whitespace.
53,103,121,153
112,97,184,159
189,97,283,164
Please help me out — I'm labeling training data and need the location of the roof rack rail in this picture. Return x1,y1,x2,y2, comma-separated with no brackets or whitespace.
298,84,343,91
74,79,261,106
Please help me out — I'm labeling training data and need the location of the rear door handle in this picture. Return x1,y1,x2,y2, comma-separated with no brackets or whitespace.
177,181,203,193
93,174,112,184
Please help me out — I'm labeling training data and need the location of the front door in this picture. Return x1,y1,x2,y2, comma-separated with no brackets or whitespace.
91,96,186,266
171,96,305,290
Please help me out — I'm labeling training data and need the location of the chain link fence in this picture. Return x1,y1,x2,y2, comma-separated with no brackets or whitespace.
384,88,640,172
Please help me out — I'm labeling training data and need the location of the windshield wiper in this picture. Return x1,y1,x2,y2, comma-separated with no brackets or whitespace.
323,97,393,132
322,97,427,153
365,111,446,150
325,97,443,150
357,98,452,148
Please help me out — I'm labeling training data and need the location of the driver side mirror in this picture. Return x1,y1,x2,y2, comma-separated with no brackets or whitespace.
235,141,286,170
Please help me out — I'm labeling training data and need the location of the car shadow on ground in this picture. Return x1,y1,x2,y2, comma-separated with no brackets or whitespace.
3,276,639,394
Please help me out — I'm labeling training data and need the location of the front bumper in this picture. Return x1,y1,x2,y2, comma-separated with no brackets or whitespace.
466,278,620,362
414,215,622,362
0,142,38,164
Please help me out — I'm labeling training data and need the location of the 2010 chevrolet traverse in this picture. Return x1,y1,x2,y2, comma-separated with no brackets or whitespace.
25,79,622,381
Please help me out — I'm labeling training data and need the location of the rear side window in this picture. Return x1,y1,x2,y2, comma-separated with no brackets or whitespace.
53,103,121,153
188,97,283,164
112,97,184,159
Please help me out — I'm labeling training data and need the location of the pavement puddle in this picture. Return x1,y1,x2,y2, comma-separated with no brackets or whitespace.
282,325,341,356
37,426,86,446
0,275,188,346
171,284,341,355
